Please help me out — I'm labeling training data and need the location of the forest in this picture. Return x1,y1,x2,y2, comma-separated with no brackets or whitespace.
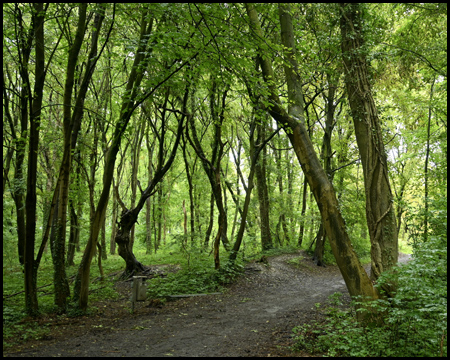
3,3,447,357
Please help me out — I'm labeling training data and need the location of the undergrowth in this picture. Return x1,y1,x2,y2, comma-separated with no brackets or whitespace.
146,259,245,298
291,234,447,357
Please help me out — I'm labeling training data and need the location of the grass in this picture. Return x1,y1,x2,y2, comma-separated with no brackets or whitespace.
2,238,255,349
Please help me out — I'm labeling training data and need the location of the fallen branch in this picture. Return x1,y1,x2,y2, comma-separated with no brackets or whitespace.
4,275,77,298
167,292,222,299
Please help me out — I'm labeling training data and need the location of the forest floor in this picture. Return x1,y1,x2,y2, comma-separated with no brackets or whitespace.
4,250,411,357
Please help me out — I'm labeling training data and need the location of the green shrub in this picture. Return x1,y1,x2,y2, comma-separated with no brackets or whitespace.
292,234,447,357
146,259,244,299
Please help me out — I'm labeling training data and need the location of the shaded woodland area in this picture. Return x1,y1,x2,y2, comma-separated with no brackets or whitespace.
3,3,447,357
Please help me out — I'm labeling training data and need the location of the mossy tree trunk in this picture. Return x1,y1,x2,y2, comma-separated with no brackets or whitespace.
339,3,398,284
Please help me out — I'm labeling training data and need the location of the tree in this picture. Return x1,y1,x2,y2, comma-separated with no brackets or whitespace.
114,91,187,278
48,3,110,312
3,3,445,322
24,3,46,316
72,7,155,310
245,3,377,302
254,116,274,251
187,80,230,269
339,3,398,283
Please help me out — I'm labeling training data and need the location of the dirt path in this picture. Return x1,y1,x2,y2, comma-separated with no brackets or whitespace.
5,251,411,357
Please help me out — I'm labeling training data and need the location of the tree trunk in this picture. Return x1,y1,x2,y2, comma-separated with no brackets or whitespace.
275,144,291,245
130,117,146,247
298,177,308,246
229,121,258,262
423,76,435,242
13,135,26,266
115,209,146,279
182,135,196,243
204,193,215,248
313,223,326,267
110,178,118,255
314,72,340,265
13,2,34,268
245,4,377,302
66,200,78,266
145,133,155,254
254,121,273,251
24,3,46,316
339,3,398,282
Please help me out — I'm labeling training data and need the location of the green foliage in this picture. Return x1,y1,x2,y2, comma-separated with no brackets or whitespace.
146,256,244,299
292,227,447,357
406,196,448,246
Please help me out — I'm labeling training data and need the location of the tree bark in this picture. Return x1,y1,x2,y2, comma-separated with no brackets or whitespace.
339,3,398,282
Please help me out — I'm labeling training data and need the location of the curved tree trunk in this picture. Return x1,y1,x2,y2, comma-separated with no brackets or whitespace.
115,209,146,279
245,4,378,303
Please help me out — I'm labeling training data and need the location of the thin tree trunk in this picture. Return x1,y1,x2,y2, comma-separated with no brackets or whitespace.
13,2,33,267
313,223,326,267
313,72,340,265
182,135,196,243
66,200,78,266
424,76,435,242
110,178,118,255
204,193,215,248
130,117,146,247
254,121,273,251
275,141,291,245
298,177,308,246
145,133,155,254
229,142,257,261
24,3,46,316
